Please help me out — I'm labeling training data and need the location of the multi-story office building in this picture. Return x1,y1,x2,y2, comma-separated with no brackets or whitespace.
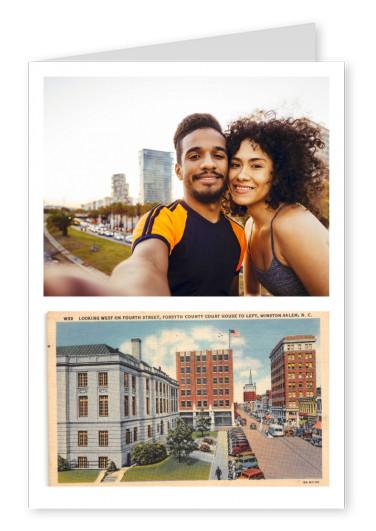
111,173,130,203
176,349,234,428
243,369,257,402
298,396,318,429
139,149,174,204
261,390,271,413
57,339,179,470
269,335,317,426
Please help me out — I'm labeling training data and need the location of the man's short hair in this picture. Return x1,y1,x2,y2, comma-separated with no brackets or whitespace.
173,113,224,164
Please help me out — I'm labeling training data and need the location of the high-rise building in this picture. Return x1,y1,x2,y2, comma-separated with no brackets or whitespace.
243,369,257,402
56,339,179,470
111,173,130,203
269,335,317,426
139,149,174,204
176,349,234,428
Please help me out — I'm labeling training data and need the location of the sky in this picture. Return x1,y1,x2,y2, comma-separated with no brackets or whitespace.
44,75,329,207
56,317,321,401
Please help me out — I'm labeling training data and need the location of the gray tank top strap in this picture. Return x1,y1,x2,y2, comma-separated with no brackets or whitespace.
270,203,289,258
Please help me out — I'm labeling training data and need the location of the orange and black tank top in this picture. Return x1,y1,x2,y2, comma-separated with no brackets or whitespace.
132,200,246,296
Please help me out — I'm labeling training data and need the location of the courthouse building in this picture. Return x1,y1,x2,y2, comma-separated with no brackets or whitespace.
57,339,179,469
269,335,317,425
176,349,234,428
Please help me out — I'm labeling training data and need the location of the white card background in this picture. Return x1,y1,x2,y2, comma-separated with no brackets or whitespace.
3,0,371,525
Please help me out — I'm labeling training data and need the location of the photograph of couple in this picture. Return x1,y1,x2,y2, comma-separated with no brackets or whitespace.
43,71,329,297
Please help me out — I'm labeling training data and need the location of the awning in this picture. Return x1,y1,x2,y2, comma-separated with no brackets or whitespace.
265,415,273,419
313,421,322,430
299,420,307,425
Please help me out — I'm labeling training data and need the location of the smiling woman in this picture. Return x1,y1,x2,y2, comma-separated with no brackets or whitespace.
223,116,329,297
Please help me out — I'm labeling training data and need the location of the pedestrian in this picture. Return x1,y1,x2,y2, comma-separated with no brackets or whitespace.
215,466,222,480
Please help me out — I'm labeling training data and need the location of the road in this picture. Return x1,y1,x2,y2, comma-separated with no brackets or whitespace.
72,226,132,246
235,412,322,480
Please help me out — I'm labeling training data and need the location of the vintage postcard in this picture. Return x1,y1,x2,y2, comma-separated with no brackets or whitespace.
47,310,329,491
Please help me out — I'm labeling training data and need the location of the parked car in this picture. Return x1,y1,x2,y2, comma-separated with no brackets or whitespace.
310,436,322,447
250,423,257,430
237,450,254,458
230,437,248,444
301,430,313,440
200,443,211,452
235,453,256,463
125,235,133,244
234,457,258,470
284,428,295,437
294,428,304,437
104,229,114,237
231,446,251,456
114,232,124,240
239,469,265,480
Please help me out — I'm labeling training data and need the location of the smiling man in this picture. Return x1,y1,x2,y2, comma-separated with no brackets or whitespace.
110,113,246,296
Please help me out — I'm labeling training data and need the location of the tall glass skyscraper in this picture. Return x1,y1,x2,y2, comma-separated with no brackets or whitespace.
139,149,174,204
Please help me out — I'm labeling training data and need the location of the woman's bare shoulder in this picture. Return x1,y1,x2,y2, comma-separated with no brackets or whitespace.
273,204,328,240
244,216,254,238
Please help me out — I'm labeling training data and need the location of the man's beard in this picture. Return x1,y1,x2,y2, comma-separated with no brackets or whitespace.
188,173,227,204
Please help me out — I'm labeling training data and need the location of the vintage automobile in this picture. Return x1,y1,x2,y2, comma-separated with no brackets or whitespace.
284,428,295,437
250,423,257,430
235,453,256,463
301,430,313,440
230,445,251,456
238,469,265,480
310,436,322,447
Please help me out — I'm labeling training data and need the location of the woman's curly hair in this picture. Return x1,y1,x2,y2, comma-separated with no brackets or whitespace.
222,116,328,219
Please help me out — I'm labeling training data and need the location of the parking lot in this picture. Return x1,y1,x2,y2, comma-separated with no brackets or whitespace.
230,415,322,480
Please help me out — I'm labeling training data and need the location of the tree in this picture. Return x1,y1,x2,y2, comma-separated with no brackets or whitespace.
131,442,167,466
107,460,118,472
58,454,70,471
196,407,211,437
166,419,198,463
46,210,73,236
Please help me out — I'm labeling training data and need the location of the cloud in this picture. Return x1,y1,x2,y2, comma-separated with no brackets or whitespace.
119,325,271,388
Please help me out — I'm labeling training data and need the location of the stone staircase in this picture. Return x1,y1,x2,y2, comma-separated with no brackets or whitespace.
100,467,128,484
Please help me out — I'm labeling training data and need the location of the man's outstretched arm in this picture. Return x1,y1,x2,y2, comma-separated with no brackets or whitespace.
110,238,170,295
44,239,170,296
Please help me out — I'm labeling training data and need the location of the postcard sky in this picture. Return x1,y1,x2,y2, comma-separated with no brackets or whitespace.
56,317,321,401
44,75,329,207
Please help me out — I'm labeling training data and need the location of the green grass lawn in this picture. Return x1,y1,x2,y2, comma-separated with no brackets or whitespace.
191,431,217,440
58,470,100,483
122,456,211,482
48,227,132,275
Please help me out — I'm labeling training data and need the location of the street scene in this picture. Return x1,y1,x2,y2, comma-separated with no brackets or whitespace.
48,311,327,486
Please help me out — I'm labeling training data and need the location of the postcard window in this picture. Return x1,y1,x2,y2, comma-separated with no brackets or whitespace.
98,372,108,387
78,457,87,469
78,373,87,388
78,396,88,417
98,457,108,469
99,395,108,417
99,431,108,446
78,431,87,447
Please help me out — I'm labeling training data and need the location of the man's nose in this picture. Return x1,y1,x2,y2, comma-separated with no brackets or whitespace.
200,153,216,169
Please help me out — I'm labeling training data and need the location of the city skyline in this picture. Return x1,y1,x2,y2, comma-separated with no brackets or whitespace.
44,75,329,207
56,317,321,401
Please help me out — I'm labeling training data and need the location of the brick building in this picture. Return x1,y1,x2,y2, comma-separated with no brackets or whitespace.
243,369,257,402
269,335,317,426
176,349,234,428
56,339,179,470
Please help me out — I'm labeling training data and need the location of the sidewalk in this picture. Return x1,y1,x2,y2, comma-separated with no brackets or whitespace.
209,431,229,481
